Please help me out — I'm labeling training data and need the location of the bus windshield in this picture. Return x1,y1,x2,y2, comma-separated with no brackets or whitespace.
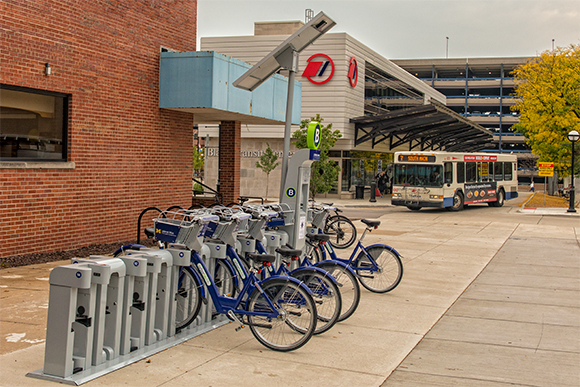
394,164,444,188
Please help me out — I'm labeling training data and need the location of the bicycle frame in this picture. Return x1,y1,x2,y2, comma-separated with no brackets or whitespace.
189,247,298,319
254,239,356,282
315,228,402,273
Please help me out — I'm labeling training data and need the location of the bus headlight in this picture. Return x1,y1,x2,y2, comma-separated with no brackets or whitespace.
430,195,443,199
392,193,402,198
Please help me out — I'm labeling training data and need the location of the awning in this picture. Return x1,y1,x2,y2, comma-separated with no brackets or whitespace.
350,100,494,152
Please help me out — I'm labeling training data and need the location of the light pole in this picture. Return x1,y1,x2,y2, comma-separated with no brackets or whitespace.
567,130,579,213
446,37,449,58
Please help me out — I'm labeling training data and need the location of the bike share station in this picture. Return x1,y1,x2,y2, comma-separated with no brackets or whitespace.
27,131,322,386
27,12,336,384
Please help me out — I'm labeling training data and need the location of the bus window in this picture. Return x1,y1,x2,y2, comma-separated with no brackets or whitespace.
494,162,503,181
504,162,513,180
466,162,477,183
444,162,453,184
480,162,490,181
457,162,465,183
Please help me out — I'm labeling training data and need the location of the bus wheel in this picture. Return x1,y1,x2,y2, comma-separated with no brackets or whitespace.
492,189,505,207
407,205,421,211
449,192,464,211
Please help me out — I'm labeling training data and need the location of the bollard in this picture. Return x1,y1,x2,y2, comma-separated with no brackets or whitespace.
370,181,377,202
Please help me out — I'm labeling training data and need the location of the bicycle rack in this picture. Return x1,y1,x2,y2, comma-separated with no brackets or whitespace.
28,244,229,386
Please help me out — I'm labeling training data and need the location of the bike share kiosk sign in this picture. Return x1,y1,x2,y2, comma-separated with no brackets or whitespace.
280,121,321,250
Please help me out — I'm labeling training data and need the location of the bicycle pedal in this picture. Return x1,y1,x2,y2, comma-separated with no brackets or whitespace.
227,310,246,331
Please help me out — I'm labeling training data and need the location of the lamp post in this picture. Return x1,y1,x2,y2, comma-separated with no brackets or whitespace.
567,130,579,213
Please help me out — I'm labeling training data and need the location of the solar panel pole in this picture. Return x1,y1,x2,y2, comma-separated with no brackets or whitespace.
280,50,299,200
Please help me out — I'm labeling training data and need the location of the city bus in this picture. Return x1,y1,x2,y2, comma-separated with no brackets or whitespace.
391,151,518,211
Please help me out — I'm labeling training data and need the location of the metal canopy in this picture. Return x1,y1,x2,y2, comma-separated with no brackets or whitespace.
351,100,493,152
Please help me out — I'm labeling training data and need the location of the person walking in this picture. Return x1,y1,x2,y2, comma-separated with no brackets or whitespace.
530,180,535,192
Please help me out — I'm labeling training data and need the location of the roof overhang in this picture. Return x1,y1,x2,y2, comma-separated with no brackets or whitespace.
159,51,302,125
350,100,493,152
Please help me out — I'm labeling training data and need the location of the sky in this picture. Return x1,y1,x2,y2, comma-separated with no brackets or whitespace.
197,0,580,59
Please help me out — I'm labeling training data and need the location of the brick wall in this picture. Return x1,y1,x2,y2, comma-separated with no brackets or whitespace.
0,0,197,259
218,121,241,204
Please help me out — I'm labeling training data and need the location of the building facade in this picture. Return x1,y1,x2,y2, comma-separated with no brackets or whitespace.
200,22,483,199
1,1,198,259
393,58,532,155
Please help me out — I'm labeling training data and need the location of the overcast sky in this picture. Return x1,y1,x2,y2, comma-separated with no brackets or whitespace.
198,0,580,59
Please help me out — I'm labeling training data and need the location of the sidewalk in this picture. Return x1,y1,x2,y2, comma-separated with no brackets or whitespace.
1,199,578,387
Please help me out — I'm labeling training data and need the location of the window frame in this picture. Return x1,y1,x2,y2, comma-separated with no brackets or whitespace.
0,84,69,162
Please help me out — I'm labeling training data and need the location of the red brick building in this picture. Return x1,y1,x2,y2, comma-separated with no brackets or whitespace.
1,0,198,260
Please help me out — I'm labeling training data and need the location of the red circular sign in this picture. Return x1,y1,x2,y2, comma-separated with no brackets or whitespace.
348,57,358,87
302,53,335,85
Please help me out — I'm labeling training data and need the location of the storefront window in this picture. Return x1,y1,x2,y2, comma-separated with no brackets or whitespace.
348,151,393,189
0,85,68,161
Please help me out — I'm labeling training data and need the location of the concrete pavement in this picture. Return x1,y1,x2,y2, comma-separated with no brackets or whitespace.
1,197,578,387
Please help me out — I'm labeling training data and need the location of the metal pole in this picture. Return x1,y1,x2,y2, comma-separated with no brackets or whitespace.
544,176,547,206
568,139,576,213
280,52,298,200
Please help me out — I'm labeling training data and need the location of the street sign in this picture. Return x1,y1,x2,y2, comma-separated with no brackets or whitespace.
538,162,554,177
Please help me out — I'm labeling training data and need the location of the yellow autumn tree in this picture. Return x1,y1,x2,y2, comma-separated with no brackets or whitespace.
512,44,580,176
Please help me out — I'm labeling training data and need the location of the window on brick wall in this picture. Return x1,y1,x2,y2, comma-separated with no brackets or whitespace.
0,85,68,161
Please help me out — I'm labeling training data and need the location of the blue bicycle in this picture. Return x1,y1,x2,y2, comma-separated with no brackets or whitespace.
115,211,319,352
310,219,404,293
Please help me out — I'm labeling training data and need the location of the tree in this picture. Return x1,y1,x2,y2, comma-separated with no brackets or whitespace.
255,142,280,199
192,147,204,178
292,114,342,199
512,44,580,176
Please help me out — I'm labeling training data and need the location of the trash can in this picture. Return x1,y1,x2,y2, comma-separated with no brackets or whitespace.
355,185,364,199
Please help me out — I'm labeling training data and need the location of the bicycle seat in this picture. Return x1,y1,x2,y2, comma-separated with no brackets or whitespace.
361,219,380,228
275,247,302,258
306,233,330,242
246,253,276,264
145,227,155,238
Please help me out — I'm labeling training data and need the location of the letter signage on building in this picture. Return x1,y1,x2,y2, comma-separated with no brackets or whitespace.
348,57,358,87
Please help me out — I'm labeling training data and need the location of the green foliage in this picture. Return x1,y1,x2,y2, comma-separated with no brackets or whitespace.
255,142,280,199
292,114,342,198
193,182,204,194
512,44,580,176
192,147,204,177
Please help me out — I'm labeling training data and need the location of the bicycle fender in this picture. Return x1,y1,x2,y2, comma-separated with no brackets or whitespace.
186,266,206,299
289,266,339,286
258,275,314,296
313,259,359,277
361,243,402,258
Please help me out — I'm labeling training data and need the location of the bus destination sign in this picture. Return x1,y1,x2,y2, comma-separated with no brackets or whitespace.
464,155,497,162
398,155,436,163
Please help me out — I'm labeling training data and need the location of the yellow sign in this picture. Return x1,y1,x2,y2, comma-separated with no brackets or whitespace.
538,162,554,177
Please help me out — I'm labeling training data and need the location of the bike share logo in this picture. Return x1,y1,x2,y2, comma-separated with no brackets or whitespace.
286,187,296,198
302,53,334,84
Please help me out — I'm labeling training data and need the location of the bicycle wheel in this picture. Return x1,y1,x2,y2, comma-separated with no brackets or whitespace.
324,215,357,249
354,246,403,293
247,278,317,351
214,259,238,298
175,267,203,330
291,268,341,335
315,262,360,322
310,244,325,263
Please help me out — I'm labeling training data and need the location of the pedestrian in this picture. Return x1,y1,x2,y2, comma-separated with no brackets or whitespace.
376,171,388,197
530,180,535,192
